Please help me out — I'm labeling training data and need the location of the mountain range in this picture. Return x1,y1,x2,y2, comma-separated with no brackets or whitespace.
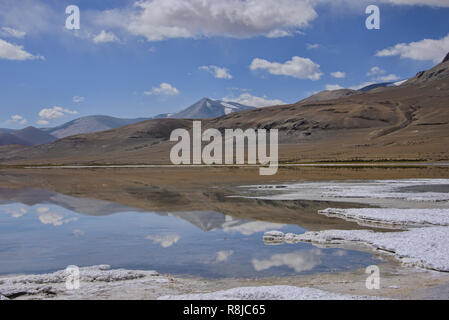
0,126,57,146
1,52,448,164
0,99,255,147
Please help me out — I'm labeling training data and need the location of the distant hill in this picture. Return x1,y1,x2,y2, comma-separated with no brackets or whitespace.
0,133,30,146
299,82,408,105
14,126,57,145
156,98,255,119
299,89,359,104
0,126,56,147
44,115,150,139
0,128,16,134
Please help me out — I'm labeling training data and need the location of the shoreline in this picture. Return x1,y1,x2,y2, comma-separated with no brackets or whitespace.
1,261,449,300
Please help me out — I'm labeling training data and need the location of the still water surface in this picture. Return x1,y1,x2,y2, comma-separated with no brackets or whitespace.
0,187,379,278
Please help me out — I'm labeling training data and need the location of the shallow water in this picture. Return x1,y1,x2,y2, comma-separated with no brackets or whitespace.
0,187,379,279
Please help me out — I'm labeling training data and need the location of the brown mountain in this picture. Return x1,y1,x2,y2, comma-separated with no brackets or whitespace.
1,54,449,165
403,52,449,85
298,89,359,103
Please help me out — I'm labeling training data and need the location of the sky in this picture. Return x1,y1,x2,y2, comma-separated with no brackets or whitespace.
1,0,449,129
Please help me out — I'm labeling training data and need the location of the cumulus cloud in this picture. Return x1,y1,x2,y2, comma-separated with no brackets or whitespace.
73,96,85,103
9,114,27,125
199,65,233,79
306,43,321,50
367,66,385,76
95,0,318,41
223,93,286,108
37,207,79,227
250,56,323,80
215,250,234,263
92,30,120,44
375,74,400,82
376,33,449,63
38,106,79,120
0,38,44,60
266,29,293,38
0,27,26,38
145,234,180,248
73,229,85,237
145,83,179,96
331,71,346,79
366,66,399,82
36,120,49,126
1,207,28,218
380,0,449,7
90,0,449,44
0,0,58,35
223,221,285,236
252,250,322,273
325,84,344,91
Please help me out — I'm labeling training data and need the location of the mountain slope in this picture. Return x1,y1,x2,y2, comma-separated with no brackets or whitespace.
403,53,449,86
299,89,359,104
156,98,254,119
45,115,150,139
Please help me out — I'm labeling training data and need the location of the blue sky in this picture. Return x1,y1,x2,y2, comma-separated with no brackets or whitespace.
1,0,448,129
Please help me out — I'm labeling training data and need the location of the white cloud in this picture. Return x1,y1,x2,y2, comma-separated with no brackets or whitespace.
0,38,44,60
366,66,399,82
92,30,120,43
0,27,26,38
73,96,85,103
306,43,321,50
37,208,78,227
375,74,400,82
325,84,344,91
0,0,58,35
216,250,233,263
349,81,375,90
38,106,79,120
199,65,233,80
367,66,386,76
380,0,449,7
252,250,322,273
250,56,323,80
2,207,28,218
73,229,85,237
266,29,292,38
331,71,346,79
36,120,49,126
145,83,180,96
145,234,180,248
9,114,27,125
95,0,318,41
223,221,285,235
376,33,449,63
223,93,286,108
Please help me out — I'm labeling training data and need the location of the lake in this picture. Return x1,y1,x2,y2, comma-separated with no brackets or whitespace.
0,186,380,278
